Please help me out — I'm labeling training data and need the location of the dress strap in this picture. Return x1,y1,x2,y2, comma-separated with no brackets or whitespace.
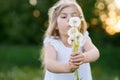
80,31,89,47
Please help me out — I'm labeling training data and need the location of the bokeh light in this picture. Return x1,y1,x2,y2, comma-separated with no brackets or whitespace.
29,0,37,6
95,0,120,35
33,9,40,18
114,0,120,9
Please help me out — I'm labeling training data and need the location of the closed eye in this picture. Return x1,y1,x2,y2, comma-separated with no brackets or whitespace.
61,16,67,19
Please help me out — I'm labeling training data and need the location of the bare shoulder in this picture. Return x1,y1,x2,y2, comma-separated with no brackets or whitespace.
84,36,93,45
44,42,57,59
83,36,96,51
44,42,53,48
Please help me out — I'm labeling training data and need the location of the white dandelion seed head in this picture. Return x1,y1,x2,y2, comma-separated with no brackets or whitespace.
69,17,81,27
67,27,78,36
67,37,74,45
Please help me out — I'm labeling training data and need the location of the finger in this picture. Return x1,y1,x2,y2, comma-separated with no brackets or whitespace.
72,64,79,69
71,57,84,63
69,61,79,70
71,52,79,56
73,61,83,66
71,54,85,60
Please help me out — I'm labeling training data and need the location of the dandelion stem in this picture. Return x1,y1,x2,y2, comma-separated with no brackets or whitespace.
73,27,79,80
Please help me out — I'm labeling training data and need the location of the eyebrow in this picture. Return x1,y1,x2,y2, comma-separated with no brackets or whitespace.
60,12,79,15
60,13,66,15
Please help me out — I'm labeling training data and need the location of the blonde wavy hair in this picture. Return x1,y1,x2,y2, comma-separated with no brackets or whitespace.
44,0,88,38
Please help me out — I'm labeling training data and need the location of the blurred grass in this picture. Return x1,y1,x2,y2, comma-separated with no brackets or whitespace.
0,66,119,80
0,45,120,80
0,66,44,80
0,45,41,67
0,45,43,80
92,65,120,80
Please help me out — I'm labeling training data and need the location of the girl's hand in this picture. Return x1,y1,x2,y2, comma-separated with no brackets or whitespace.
69,52,85,69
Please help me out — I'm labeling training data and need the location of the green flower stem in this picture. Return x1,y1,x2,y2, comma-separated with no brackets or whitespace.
75,70,79,80
73,27,79,80
73,40,79,80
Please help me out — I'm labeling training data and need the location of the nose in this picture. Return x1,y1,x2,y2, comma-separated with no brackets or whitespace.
67,16,72,27
67,15,72,22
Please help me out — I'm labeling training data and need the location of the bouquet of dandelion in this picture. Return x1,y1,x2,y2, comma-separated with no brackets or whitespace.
67,17,83,80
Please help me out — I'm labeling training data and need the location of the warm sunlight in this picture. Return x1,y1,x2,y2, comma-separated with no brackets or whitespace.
95,0,120,35
105,20,120,35
114,0,120,9
115,20,120,33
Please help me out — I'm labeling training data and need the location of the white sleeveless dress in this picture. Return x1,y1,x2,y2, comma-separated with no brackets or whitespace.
43,31,92,80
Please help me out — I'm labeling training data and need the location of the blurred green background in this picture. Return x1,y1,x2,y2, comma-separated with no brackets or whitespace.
0,0,120,80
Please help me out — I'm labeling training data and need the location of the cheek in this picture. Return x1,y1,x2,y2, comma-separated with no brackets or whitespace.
57,18,65,27
57,20,66,31
57,18,69,35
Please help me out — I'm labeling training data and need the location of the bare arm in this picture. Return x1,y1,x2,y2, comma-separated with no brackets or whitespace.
83,36,100,63
44,43,74,73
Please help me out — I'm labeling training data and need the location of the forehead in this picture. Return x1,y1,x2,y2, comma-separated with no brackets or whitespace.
60,5,80,15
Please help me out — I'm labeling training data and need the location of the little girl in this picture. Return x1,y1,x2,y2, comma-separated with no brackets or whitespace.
42,0,100,80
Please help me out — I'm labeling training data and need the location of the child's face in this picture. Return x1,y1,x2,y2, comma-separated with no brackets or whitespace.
57,5,80,38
